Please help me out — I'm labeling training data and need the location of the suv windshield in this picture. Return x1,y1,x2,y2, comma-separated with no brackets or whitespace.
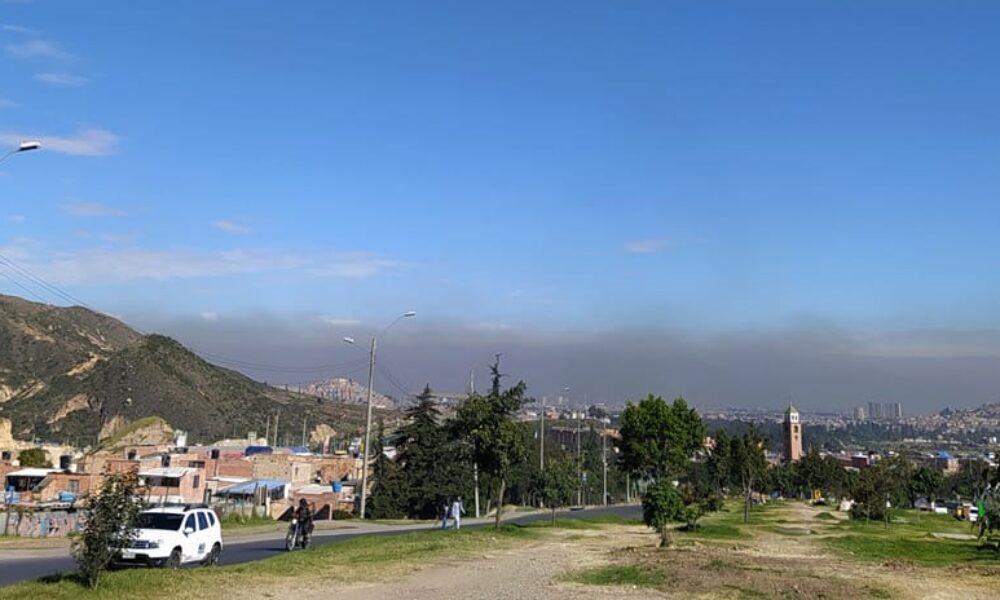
136,513,184,531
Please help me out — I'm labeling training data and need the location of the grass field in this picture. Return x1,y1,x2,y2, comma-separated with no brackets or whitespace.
0,525,541,600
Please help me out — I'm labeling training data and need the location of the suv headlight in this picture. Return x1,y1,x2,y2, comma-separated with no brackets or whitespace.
148,540,161,549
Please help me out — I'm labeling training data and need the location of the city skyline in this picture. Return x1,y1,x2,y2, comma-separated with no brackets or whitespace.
3,2,1000,411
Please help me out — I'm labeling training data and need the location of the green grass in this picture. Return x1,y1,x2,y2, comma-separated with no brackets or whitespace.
0,525,541,599
529,514,643,530
683,523,745,540
219,514,280,530
815,511,837,521
823,510,996,567
565,564,665,587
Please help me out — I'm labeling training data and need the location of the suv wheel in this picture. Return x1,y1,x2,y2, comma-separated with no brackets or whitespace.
164,548,182,569
203,543,221,566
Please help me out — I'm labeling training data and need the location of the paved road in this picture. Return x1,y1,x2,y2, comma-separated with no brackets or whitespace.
0,505,640,587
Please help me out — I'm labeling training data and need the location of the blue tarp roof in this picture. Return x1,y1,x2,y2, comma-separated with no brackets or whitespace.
217,479,288,495
937,451,952,459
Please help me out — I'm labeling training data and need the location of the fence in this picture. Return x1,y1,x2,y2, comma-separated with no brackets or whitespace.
0,508,83,538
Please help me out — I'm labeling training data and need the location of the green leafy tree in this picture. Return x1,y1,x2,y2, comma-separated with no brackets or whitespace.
707,429,732,493
620,395,706,480
394,386,467,519
641,479,685,546
850,463,894,525
368,417,406,519
18,448,51,468
454,357,527,528
541,456,576,524
72,472,141,589
910,465,944,507
729,428,768,523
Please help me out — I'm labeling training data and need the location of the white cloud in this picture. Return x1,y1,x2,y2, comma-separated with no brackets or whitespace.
9,246,402,284
199,312,220,322
1,24,40,35
76,231,138,243
0,128,118,156
34,72,88,87
5,215,26,223
625,239,669,254
318,316,362,327
305,253,405,279
0,98,17,109
5,39,73,61
212,220,252,235
61,202,127,217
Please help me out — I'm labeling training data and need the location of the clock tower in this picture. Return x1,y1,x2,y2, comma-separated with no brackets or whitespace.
784,405,803,463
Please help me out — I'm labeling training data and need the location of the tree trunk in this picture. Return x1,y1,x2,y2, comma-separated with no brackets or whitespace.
493,478,506,529
659,524,671,547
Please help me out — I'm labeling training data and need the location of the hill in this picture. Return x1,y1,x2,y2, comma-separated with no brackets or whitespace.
0,294,372,446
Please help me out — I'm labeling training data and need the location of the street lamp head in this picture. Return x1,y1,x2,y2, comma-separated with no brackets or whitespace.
18,141,41,152
342,336,356,345
402,311,417,318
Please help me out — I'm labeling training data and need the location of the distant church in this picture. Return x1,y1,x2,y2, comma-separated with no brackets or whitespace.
784,405,803,463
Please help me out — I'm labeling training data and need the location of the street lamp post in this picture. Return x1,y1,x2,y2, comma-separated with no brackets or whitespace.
0,141,41,164
343,311,415,520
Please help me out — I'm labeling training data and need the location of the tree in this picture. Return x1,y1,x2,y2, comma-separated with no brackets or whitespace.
729,428,768,524
368,417,405,519
72,472,141,589
642,479,685,547
541,456,576,524
453,356,527,528
18,448,51,468
619,395,706,480
910,465,944,507
394,386,466,519
707,429,732,493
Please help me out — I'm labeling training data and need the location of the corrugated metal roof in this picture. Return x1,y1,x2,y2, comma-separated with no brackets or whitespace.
6,468,60,478
217,479,288,495
139,467,194,478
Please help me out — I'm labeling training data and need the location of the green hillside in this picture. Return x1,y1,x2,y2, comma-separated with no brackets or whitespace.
0,294,370,446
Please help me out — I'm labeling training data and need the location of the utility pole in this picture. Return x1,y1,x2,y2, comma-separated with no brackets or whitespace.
264,415,270,445
602,418,608,506
301,415,307,448
358,336,377,520
470,368,480,519
273,411,280,447
577,411,582,506
539,401,545,472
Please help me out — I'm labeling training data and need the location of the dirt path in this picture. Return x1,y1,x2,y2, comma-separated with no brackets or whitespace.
259,527,664,600
243,504,1000,600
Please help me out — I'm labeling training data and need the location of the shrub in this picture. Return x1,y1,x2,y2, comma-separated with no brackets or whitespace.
71,472,142,589
331,509,354,520
642,480,685,547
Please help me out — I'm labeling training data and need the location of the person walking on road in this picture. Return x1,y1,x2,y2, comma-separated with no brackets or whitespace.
440,500,450,530
450,497,465,530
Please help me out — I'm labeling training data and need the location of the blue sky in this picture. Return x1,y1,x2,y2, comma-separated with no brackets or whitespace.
3,2,1000,409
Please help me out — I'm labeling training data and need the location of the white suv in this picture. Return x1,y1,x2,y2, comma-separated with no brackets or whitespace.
116,505,223,568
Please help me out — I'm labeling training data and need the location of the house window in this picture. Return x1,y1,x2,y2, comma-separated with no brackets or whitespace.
68,479,80,493
187,461,206,469
193,474,201,489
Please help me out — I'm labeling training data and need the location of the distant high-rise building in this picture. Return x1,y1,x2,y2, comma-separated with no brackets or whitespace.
784,405,803,463
853,406,867,421
887,402,902,419
868,401,884,420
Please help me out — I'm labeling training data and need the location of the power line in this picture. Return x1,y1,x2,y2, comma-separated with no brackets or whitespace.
0,265,48,304
191,350,369,374
0,253,93,310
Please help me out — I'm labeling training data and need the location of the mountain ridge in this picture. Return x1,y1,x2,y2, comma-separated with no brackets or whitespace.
0,293,371,446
